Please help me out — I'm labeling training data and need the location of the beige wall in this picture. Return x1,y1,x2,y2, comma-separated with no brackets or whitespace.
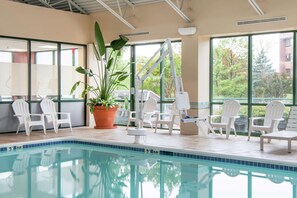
0,1,92,44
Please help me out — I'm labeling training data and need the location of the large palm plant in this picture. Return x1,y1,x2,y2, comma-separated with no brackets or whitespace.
70,22,129,113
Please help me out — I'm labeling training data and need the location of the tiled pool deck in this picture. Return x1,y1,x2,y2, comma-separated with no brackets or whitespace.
1,126,297,166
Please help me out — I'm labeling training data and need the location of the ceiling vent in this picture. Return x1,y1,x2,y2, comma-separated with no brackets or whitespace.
237,16,287,26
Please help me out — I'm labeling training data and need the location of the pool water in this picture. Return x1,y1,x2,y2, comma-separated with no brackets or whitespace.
0,143,296,198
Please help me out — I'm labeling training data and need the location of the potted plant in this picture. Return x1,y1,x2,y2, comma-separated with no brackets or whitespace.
70,21,129,129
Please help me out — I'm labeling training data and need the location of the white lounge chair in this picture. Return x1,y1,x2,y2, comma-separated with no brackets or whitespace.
248,101,285,141
260,106,297,153
208,100,241,139
126,98,158,129
12,99,46,136
154,102,180,135
40,98,72,133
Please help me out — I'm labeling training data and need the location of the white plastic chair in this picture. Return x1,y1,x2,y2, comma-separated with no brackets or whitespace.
40,98,72,133
12,99,46,136
154,102,180,135
248,101,285,141
126,98,158,129
208,100,241,139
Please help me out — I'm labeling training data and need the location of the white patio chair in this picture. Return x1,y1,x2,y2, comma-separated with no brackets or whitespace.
12,99,46,136
126,98,158,129
154,102,180,135
40,98,72,133
248,101,285,141
208,100,241,139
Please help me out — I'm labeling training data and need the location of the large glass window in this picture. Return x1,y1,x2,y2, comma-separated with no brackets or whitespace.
0,38,28,101
211,32,295,134
61,44,85,100
116,41,182,129
31,41,58,100
252,33,293,104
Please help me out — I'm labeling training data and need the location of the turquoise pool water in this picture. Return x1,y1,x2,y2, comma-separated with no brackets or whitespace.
0,142,296,198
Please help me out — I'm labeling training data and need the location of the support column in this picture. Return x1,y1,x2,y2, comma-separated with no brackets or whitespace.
180,35,211,135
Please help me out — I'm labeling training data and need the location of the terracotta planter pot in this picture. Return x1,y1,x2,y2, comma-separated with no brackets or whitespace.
93,106,118,129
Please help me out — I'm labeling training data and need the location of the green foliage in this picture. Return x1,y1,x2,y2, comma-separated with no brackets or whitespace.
213,38,292,101
252,48,292,99
70,22,129,111
213,37,248,99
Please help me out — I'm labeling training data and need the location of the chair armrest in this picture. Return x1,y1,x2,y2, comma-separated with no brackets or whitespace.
249,117,264,121
229,115,240,120
15,113,44,117
208,115,221,119
208,115,221,124
272,118,284,121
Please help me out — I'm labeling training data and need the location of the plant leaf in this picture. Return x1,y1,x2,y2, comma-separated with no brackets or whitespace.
111,35,128,51
110,71,125,77
93,43,101,61
107,57,114,70
118,73,129,81
70,81,80,94
76,66,88,74
94,21,106,57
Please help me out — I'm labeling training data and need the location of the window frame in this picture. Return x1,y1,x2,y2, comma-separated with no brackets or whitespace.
210,30,297,135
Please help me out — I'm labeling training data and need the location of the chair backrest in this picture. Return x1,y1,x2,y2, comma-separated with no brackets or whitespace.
40,98,57,121
142,98,157,113
263,101,285,126
221,100,241,123
12,99,30,124
286,106,297,131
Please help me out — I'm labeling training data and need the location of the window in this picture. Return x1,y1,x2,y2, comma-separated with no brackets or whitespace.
0,38,28,101
0,36,87,132
61,44,85,100
252,33,293,105
31,41,58,100
211,32,294,134
114,41,182,129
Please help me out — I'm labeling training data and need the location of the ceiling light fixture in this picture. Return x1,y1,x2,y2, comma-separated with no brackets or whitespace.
178,27,197,36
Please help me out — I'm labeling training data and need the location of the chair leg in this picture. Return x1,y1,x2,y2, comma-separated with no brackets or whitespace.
43,124,46,135
69,121,72,132
154,123,158,133
53,122,58,133
25,124,30,136
126,118,130,130
247,127,252,141
169,123,173,135
233,128,237,136
226,126,230,139
16,124,20,134
219,128,223,135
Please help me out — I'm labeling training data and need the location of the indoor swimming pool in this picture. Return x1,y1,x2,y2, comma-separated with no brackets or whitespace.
0,139,296,198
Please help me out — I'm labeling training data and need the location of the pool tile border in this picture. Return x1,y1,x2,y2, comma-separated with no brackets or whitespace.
1,139,296,172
